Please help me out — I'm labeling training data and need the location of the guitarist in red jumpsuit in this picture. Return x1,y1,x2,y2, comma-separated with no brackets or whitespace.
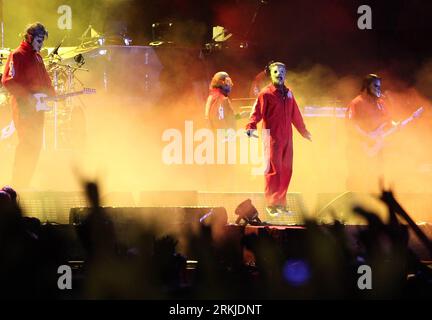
346,74,392,191
2,22,55,188
246,62,312,216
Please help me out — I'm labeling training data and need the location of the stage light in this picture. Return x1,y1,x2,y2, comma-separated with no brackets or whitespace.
235,199,263,226
124,37,132,46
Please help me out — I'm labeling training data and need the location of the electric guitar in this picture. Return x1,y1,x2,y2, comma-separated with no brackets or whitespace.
33,88,96,112
364,107,424,156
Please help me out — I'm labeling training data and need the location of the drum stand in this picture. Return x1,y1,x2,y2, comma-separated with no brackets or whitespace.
44,61,88,150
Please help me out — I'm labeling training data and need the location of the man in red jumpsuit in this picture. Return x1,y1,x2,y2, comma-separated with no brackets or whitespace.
345,74,395,191
204,72,248,191
205,71,236,131
2,22,55,188
246,62,312,216
205,71,248,138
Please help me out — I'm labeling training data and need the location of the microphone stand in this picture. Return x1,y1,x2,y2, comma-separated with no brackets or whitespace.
243,0,268,46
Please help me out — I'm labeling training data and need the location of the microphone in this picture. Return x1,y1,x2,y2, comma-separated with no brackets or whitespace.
49,43,61,58
49,35,66,58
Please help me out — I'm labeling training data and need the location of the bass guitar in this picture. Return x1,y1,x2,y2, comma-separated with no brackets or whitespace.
364,107,424,156
33,88,96,112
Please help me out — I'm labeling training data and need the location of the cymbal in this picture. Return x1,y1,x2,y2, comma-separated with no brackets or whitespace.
0,49,10,62
44,46,98,61
0,49,10,60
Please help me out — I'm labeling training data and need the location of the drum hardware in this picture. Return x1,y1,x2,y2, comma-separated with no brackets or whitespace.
43,50,90,150
74,54,85,68
78,25,106,49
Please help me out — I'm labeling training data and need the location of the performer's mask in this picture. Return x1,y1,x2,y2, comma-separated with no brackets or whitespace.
368,79,381,98
221,76,233,95
31,35,45,52
269,65,286,86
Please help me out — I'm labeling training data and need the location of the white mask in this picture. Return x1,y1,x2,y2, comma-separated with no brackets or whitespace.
269,65,286,86
368,79,381,98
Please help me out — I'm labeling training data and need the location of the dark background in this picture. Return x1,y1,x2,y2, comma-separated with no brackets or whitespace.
2,0,432,97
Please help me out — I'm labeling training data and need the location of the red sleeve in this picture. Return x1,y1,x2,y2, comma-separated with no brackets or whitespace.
246,94,265,130
291,94,308,135
346,101,356,120
2,52,29,98
204,95,213,120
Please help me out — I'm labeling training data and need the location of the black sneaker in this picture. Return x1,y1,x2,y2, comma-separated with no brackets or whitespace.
266,206,279,217
276,206,294,216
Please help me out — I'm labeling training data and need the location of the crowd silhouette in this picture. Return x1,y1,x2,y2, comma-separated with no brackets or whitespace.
0,182,431,299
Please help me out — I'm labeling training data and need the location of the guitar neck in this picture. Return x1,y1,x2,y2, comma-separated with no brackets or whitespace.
400,116,414,127
45,91,85,102
381,111,420,138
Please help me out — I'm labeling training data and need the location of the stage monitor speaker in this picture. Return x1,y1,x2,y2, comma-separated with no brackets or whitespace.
100,192,136,207
316,192,388,225
139,191,198,207
69,206,226,227
19,191,88,224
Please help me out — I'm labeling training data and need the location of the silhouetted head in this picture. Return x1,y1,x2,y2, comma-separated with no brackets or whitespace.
0,190,11,207
2,185,17,205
